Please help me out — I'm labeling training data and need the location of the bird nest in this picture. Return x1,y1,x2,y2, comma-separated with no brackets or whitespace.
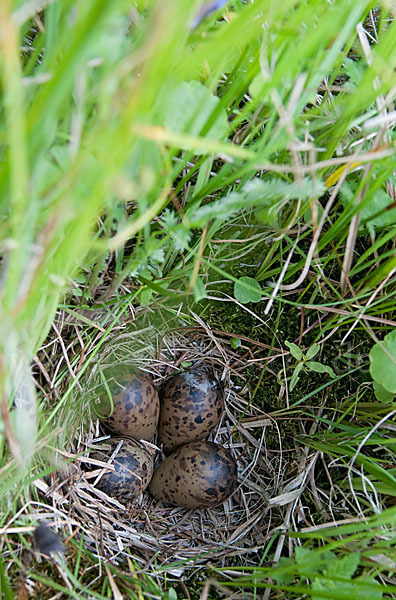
32,312,284,575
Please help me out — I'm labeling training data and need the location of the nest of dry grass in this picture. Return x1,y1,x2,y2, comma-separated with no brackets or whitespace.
30,310,287,574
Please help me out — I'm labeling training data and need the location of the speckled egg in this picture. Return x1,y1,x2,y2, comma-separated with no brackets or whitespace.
95,366,159,441
91,437,154,503
158,369,224,454
148,441,238,508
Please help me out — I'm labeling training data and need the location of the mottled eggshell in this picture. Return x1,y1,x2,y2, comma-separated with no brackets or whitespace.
159,369,224,454
149,441,238,508
95,366,159,441
91,437,154,503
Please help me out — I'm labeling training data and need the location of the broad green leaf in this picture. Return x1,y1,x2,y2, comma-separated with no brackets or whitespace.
312,577,352,599
361,189,396,234
306,361,336,377
271,557,295,585
285,341,303,361
325,552,360,579
295,546,314,564
341,182,396,235
306,342,320,360
295,547,334,576
234,276,262,304
370,331,396,393
138,287,153,306
352,577,382,600
313,576,382,600
163,81,229,153
373,381,394,403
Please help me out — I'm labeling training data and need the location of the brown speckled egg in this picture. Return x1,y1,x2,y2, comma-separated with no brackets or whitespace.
159,369,224,454
91,437,154,503
148,441,237,508
95,366,159,441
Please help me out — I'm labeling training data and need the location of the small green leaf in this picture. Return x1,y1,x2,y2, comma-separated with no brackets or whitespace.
150,247,165,264
306,342,320,360
370,331,396,393
168,588,178,600
290,362,304,391
139,287,152,306
305,361,336,377
373,381,394,403
234,276,262,304
161,210,191,250
285,341,303,361
343,57,366,88
230,337,242,349
193,277,206,302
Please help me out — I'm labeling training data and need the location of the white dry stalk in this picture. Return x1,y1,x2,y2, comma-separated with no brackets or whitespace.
347,409,396,517
340,22,390,293
267,162,350,297
12,0,57,25
341,266,396,344
363,110,396,130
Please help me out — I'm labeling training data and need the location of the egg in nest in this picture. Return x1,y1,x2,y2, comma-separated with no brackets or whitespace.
91,437,154,503
149,440,238,508
159,369,224,454
95,365,159,441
